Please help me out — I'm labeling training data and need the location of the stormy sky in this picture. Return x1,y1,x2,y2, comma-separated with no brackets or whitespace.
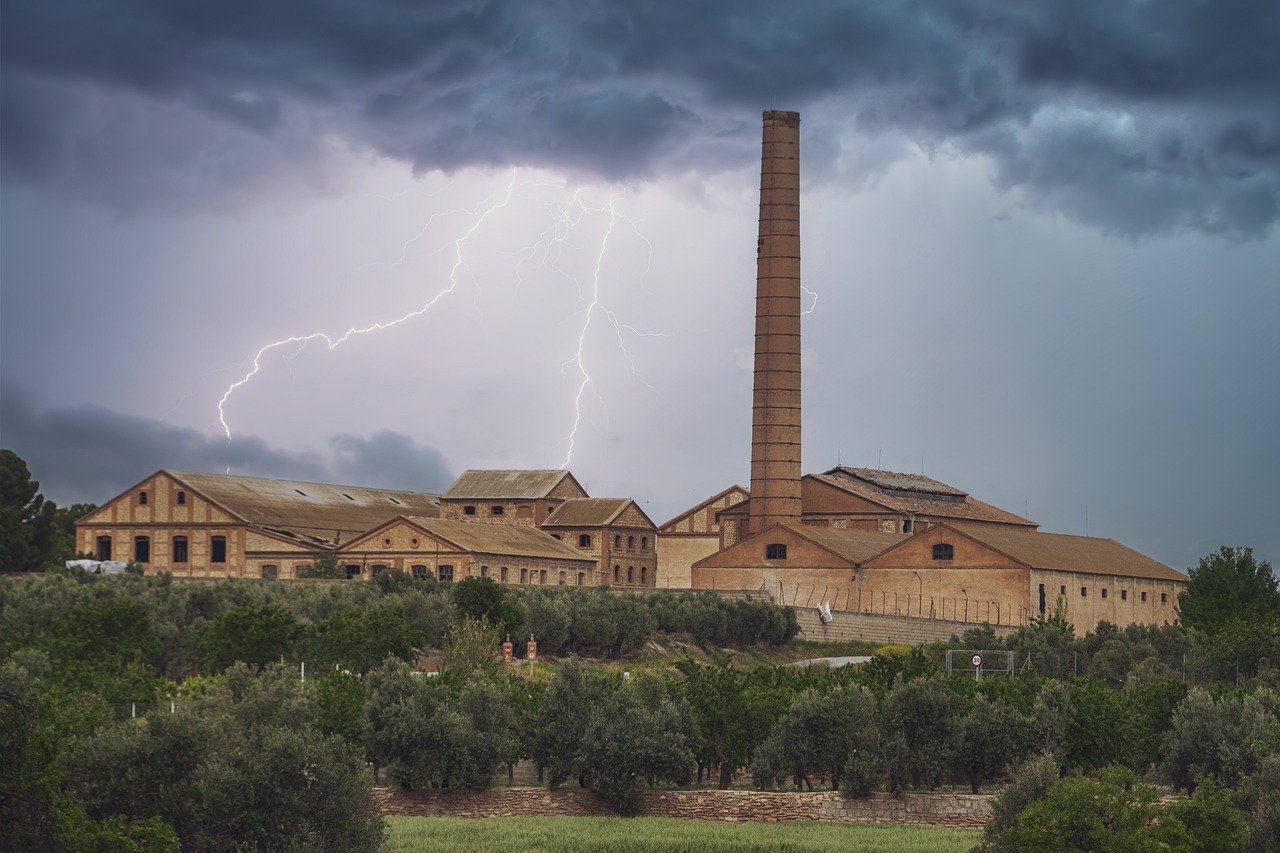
1,1,1277,571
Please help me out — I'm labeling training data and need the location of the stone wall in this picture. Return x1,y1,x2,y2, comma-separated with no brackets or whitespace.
375,787,991,828
794,607,1019,645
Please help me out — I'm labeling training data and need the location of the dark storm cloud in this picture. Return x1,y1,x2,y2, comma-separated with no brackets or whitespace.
2,0,1278,236
0,382,453,505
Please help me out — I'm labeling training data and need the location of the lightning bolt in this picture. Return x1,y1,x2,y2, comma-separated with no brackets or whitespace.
216,172,520,440
801,285,819,316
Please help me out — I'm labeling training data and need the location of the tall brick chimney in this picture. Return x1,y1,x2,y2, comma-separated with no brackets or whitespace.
748,110,802,536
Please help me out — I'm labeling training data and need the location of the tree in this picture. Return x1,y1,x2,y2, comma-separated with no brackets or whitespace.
880,676,964,791
750,687,877,792
190,604,300,672
439,617,502,681
301,604,424,673
578,678,695,815
451,577,523,639
1161,688,1280,792
976,753,1059,853
677,658,790,789
530,660,607,787
955,696,1034,793
297,553,346,579
0,449,54,571
1180,547,1280,633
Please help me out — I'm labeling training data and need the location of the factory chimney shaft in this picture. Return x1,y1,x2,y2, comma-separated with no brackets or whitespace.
748,110,803,536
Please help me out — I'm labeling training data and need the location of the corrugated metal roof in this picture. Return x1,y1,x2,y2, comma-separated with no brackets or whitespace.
398,517,596,562
442,469,577,500
829,467,967,497
950,525,1186,582
543,498,630,527
812,469,1035,527
781,524,909,563
170,470,440,544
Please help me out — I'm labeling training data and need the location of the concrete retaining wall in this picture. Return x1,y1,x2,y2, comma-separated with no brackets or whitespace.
376,787,991,828
794,607,1019,645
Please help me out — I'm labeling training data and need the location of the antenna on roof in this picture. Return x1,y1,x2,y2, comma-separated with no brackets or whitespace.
921,453,925,474
837,443,841,465
1085,506,1089,538
877,448,882,469
1025,499,1029,521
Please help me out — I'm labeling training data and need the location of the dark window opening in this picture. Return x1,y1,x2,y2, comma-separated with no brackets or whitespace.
1081,587,1088,597
558,571,566,586
613,565,621,583
172,536,188,563
261,564,277,579
1060,585,1067,595
345,564,361,578
134,536,150,563
766,543,787,560
578,534,592,548
491,506,505,516
641,537,648,550
438,565,454,583
481,565,489,578
500,567,508,582
902,518,912,533
211,536,226,563
520,567,528,584
1161,593,1167,604
628,535,635,549
176,491,186,505
552,534,562,540
1141,591,1148,602
96,536,112,561
138,491,148,505
1120,589,1127,601
932,543,954,561
577,572,585,586
640,566,648,585
1101,588,1108,599
627,566,635,584
463,505,476,515
614,535,622,548
1038,583,1046,614
412,565,428,580
539,569,547,585
372,565,389,577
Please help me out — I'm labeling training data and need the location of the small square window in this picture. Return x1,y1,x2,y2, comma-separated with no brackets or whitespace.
438,565,454,583
1161,593,1167,603
345,564,361,578
1101,588,1108,599
463,505,476,515
1081,587,1088,597
931,543,954,561
1141,591,1148,602
766,543,787,560
491,506,504,516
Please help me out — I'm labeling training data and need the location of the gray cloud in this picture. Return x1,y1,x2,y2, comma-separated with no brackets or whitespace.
1,1,1277,237
0,382,453,505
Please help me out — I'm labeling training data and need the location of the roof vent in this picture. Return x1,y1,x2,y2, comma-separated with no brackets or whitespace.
342,493,355,501
389,497,402,505
294,489,307,496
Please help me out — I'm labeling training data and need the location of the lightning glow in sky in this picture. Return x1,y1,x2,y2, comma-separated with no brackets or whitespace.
215,174,668,469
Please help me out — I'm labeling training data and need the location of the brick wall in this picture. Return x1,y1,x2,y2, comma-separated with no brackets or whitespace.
375,787,991,827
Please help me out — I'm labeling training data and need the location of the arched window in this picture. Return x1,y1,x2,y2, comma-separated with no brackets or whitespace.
931,543,954,561
627,566,635,584
134,536,150,563
500,567,509,583
260,564,278,579
172,536,188,563
176,491,186,505
481,565,489,578
627,535,635,549
613,565,621,583
520,567,528,584
558,571,566,586
640,566,647,585
614,534,622,548
95,536,112,561
765,543,787,560
578,534,592,548
138,491,148,505
641,536,648,550
210,536,226,563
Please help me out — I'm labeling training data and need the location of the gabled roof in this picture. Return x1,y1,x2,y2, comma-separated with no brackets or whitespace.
343,516,594,562
780,524,910,564
943,524,1186,582
811,467,1037,528
660,485,749,532
543,498,652,528
169,470,440,544
442,469,584,500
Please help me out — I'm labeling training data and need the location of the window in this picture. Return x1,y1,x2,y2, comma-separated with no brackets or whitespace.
902,518,912,533
491,506,504,516
628,535,635,549
765,543,787,560
577,572,585,586
438,565,454,583
1141,591,1148,602
931,543,954,561
176,491,186,505
552,534,562,540
539,570,547,585
1121,589,1128,601
261,564,278,579
627,566,635,584
578,534,592,548
1061,585,1067,595
210,536,226,563
1038,583,1046,614
463,505,476,515
95,536,112,561
172,536,188,563
481,565,489,578
614,535,622,548
1081,586,1088,597
1160,593,1167,604
138,491,148,505
1101,588,1108,599
345,564,361,578
412,565,428,580
372,565,389,577
640,566,647,585
613,565,621,583
520,567,528,584
500,567,508,583
558,571,566,586
641,537,648,550
134,536,150,563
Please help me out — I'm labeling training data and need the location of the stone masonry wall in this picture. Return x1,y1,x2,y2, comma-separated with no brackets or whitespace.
794,606,1019,645
376,787,991,828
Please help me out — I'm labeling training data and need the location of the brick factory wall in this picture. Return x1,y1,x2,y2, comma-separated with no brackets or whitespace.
656,536,720,588
793,607,1018,645
375,787,991,827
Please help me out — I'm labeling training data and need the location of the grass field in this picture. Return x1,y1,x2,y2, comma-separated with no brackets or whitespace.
384,816,979,852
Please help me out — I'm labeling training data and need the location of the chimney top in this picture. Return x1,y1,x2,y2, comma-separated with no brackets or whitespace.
762,110,801,126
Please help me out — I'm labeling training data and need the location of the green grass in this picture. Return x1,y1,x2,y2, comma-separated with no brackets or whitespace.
384,816,978,852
